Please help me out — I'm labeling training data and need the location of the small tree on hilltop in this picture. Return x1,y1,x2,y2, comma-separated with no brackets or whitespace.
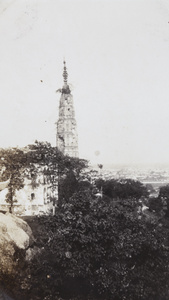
0,147,26,213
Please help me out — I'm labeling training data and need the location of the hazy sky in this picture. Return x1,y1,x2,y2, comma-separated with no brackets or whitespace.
0,0,169,165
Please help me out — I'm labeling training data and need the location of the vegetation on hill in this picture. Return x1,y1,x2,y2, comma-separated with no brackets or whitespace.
0,141,88,212
148,183,169,218
1,189,169,300
1,143,169,299
95,178,149,200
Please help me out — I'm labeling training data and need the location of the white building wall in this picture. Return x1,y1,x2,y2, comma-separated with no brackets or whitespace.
0,176,58,216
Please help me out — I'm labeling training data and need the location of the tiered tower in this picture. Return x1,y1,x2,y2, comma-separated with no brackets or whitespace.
56,61,79,157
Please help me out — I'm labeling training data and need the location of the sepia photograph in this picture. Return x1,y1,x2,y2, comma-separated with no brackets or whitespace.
0,0,169,299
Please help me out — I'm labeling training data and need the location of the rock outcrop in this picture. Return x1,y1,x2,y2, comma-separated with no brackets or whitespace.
0,213,34,274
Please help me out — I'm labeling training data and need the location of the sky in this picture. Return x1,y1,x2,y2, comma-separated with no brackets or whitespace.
0,0,169,165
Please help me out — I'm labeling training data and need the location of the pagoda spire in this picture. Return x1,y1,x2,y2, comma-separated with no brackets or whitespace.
62,60,71,94
63,60,68,85
56,61,79,157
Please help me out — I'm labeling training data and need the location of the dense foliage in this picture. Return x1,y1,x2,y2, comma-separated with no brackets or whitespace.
95,178,149,200
158,184,169,216
26,141,88,176
0,148,27,212
1,143,169,299
148,197,164,214
6,190,169,300
148,184,169,217
0,141,88,211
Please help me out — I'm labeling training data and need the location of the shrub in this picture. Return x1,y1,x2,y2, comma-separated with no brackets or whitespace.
21,190,169,300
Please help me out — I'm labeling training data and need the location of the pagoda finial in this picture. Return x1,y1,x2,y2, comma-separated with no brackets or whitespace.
63,60,68,84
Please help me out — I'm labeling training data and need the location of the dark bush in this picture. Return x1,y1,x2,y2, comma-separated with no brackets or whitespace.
20,191,169,300
95,178,149,200
2,190,169,300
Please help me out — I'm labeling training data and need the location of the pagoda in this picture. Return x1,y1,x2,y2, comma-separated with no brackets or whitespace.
56,61,79,157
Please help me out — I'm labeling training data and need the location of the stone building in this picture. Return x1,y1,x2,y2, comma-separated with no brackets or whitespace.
56,61,79,157
0,166,57,215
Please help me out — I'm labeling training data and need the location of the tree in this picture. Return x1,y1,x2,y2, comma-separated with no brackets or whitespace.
98,164,103,176
20,190,169,300
26,141,89,205
145,184,155,194
58,170,78,201
0,147,26,213
0,141,88,213
98,164,103,169
95,178,149,200
148,197,163,214
158,184,169,217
